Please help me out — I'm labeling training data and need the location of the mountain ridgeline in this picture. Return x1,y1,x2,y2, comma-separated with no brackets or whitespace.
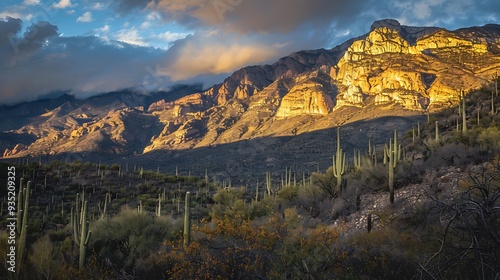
1,19,500,180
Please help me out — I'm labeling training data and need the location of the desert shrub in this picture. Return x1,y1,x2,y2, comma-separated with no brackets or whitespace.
89,206,181,274
478,124,500,152
310,166,338,199
419,162,500,279
29,234,65,279
162,215,282,280
348,161,388,193
277,185,299,202
424,142,479,169
345,227,424,279
212,187,275,220
296,180,327,218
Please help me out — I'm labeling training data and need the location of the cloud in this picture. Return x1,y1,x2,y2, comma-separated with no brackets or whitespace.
156,26,333,81
368,0,498,30
23,0,40,6
96,24,110,34
114,27,146,46
112,0,369,34
146,11,161,21
91,3,105,10
0,17,22,49
53,0,74,9
0,20,167,105
0,5,28,21
157,34,277,81
76,11,93,23
154,31,190,43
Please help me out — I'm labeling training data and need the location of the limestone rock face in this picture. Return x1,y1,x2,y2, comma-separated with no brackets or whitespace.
414,30,488,53
276,70,336,118
344,27,411,61
332,21,500,112
276,79,335,118
148,99,168,111
374,90,426,110
335,85,364,108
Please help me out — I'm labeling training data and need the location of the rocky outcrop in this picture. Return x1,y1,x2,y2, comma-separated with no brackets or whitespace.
332,22,499,112
3,143,28,157
335,85,364,108
344,27,411,61
414,30,488,53
276,80,335,118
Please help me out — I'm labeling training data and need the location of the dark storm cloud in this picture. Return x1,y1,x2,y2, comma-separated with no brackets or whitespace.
111,0,372,33
0,19,167,105
1,19,59,69
0,17,22,48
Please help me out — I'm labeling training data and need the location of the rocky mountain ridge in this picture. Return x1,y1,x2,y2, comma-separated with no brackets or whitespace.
1,20,500,178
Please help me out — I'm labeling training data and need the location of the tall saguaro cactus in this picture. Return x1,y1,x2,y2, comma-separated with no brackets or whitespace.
384,130,401,204
72,196,92,270
461,90,468,133
435,121,440,143
18,180,31,272
332,127,346,196
183,192,191,247
495,70,498,97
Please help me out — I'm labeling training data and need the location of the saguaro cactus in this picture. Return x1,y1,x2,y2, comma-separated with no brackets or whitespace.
367,213,372,233
353,149,362,171
72,196,91,270
18,181,31,272
332,127,346,196
183,192,191,247
495,70,498,97
462,90,468,133
435,121,440,143
157,194,162,217
16,178,24,234
384,130,401,204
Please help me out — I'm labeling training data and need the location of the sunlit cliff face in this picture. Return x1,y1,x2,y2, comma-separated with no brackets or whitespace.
2,20,500,158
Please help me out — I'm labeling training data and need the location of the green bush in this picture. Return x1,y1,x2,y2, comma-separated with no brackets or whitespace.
90,206,181,273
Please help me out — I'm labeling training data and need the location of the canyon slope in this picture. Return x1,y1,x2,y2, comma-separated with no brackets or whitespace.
1,19,500,180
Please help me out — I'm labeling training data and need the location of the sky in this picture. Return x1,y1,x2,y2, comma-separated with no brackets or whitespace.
0,0,499,105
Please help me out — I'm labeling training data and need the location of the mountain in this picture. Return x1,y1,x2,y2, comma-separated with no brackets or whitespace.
2,19,500,181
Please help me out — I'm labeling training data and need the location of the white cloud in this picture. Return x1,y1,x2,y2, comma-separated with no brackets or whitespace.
53,0,74,9
97,24,110,33
140,21,152,29
141,12,162,29
115,27,146,46
155,31,190,43
66,10,75,15
91,3,105,10
0,11,24,20
76,11,93,23
146,11,161,21
157,32,280,81
23,0,40,5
